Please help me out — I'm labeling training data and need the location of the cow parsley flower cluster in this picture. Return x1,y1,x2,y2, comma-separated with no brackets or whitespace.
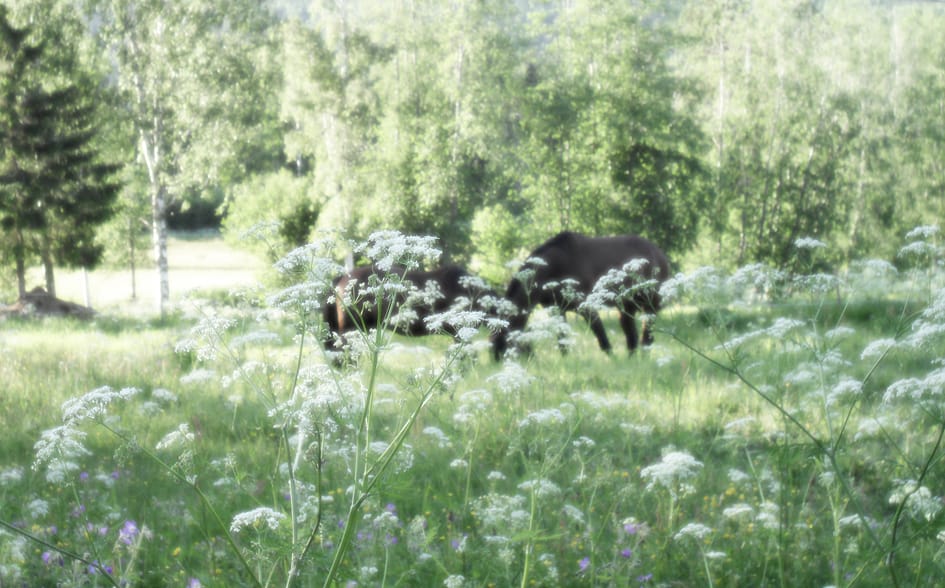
640,450,704,498
356,231,441,271
230,507,286,533
34,386,140,483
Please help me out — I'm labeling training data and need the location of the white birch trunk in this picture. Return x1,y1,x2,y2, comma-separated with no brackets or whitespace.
151,184,170,318
140,128,170,318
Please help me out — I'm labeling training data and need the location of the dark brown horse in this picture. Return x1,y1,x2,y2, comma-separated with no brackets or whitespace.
323,264,495,348
491,232,670,359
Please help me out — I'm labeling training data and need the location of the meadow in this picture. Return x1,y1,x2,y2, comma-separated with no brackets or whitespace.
1,229,944,588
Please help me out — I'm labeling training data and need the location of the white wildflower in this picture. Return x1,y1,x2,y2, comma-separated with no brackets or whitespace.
756,501,780,530
156,424,195,451
904,225,940,241
562,504,585,525
854,416,891,441
443,574,465,588
472,493,528,531
230,330,280,348
839,514,876,530
61,386,139,424
722,503,754,520
358,231,441,271
179,369,218,386
620,423,655,435
28,499,49,518
674,523,713,542
152,388,178,404
138,401,162,416
450,459,469,470
518,478,562,499
572,436,596,450
861,338,897,361
889,480,942,522
488,361,534,395
33,425,90,480
640,450,703,497
825,326,856,342
518,408,568,428
768,318,807,339
487,471,506,482
0,467,24,486
827,379,863,407
883,368,945,405
793,273,840,294
230,507,286,533
422,426,453,449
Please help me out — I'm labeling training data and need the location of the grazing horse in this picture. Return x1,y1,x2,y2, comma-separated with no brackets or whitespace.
323,264,495,348
491,231,670,359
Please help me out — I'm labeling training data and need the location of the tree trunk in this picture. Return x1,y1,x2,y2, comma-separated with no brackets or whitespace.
129,216,137,300
41,246,56,299
151,182,170,318
140,120,170,318
14,239,26,299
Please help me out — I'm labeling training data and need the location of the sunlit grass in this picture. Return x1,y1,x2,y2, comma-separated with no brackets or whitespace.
1,230,943,587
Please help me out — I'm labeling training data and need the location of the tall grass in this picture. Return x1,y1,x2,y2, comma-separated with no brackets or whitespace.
1,228,943,587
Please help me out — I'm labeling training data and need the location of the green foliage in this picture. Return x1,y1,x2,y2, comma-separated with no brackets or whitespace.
0,5,120,296
222,170,321,259
516,0,707,255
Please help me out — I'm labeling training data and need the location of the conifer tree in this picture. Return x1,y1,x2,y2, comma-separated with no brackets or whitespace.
0,7,119,299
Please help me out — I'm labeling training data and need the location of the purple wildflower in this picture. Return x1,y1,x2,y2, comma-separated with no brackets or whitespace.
119,520,139,545
88,561,114,575
579,556,590,572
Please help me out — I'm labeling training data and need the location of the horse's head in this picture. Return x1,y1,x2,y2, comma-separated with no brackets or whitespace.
489,276,531,361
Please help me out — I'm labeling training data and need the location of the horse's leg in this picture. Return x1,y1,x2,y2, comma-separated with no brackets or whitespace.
583,309,612,353
619,311,639,353
641,314,655,346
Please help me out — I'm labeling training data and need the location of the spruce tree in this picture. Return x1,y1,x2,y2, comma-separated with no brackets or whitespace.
0,7,119,300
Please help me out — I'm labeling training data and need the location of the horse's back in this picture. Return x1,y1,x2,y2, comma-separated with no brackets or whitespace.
533,232,669,283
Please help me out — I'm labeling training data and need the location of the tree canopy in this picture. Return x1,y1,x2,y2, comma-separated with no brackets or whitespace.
5,0,945,302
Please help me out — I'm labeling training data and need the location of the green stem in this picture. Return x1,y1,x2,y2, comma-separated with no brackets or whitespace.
0,518,121,588
664,330,885,555
102,423,263,588
519,489,538,588
887,419,945,588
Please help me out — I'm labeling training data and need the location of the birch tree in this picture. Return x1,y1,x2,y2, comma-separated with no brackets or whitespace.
87,0,278,316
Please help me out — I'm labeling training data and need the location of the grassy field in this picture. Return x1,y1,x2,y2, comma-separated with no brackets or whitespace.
39,231,267,316
1,232,944,587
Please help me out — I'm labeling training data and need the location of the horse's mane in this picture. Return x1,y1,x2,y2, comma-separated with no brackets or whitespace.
532,231,578,257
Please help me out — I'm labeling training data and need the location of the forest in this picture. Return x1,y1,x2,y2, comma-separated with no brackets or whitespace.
2,0,944,310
